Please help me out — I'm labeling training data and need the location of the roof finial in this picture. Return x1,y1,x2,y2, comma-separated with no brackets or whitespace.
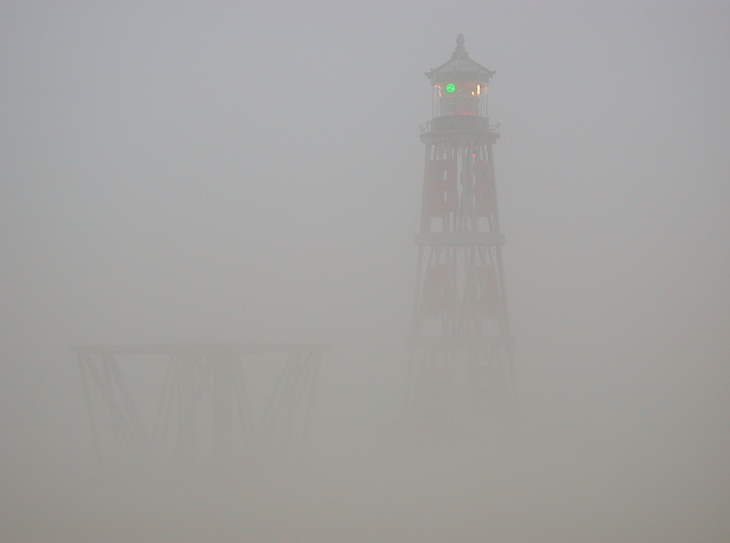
454,33,466,57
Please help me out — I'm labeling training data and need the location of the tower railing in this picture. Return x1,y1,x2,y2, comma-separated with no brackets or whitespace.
421,118,500,135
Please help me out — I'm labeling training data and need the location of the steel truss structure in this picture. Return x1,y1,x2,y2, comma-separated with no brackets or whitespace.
409,35,516,425
72,343,326,475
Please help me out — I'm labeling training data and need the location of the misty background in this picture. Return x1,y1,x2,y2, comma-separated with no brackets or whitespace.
2,1,729,541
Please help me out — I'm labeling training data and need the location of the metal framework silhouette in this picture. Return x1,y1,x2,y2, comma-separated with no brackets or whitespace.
409,35,516,426
72,343,326,476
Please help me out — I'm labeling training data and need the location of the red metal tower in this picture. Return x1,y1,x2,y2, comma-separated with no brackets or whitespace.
409,35,515,424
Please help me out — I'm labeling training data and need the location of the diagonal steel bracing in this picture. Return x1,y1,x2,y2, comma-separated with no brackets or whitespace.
71,343,326,476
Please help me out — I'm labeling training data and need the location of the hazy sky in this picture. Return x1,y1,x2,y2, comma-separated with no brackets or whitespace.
2,1,729,541
2,1,729,344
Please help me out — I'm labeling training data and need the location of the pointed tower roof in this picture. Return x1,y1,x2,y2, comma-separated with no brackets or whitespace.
426,34,495,84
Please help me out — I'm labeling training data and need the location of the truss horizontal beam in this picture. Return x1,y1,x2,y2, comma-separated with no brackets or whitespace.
409,335,514,348
69,343,328,356
414,232,505,246
420,131,499,145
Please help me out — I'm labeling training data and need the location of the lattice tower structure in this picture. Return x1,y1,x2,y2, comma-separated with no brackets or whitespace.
410,34,516,424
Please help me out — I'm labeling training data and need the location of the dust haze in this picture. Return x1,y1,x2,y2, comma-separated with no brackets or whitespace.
2,2,729,541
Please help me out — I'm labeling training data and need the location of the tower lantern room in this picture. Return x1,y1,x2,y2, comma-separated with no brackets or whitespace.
427,33,495,131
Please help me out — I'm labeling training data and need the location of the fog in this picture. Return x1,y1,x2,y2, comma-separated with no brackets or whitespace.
2,1,729,541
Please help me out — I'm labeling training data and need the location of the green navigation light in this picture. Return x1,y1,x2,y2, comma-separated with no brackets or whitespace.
445,83,456,93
